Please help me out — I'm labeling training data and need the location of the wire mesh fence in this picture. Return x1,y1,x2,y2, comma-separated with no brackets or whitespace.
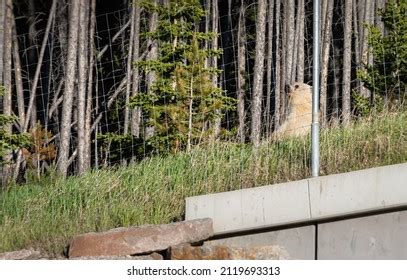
0,0,406,189
1,0,407,255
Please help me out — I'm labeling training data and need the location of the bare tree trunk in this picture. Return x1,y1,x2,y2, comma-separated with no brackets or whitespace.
57,0,80,176
12,18,25,129
353,0,361,92
320,0,334,126
343,0,353,124
375,0,385,35
237,0,246,143
290,0,300,84
55,0,68,124
94,63,100,169
285,0,295,85
187,76,193,152
85,0,96,168
23,0,57,132
0,0,5,185
27,0,37,128
357,0,365,59
296,0,305,83
2,0,12,134
250,0,267,147
321,0,328,35
360,0,373,98
331,45,341,123
204,0,210,69
280,1,287,122
265,0,274,138
130,1,141,137
11,24,27,182
0,0,4,87
1,0,12,187
77,0,89,175
145,0,158,139
212,0,221,139
368,0,375,103
274,0,281,130
57,0,69,63
124,2,135,135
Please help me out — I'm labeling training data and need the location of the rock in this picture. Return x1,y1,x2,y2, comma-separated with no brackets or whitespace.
0,249,42,260
70,252,163,260
69,218,213,258
170,244,289,260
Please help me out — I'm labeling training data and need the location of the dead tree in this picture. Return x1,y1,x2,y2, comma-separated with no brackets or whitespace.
77,0,90,174
250,0,267,147
237,0,247,143
265,0,274,138
320,0,334,126
57,0,80,176
212,0,221,139
342,0,353,124
274,0,281,130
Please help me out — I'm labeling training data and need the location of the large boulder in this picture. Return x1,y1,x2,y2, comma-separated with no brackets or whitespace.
69,218,213,258
171,243,289,260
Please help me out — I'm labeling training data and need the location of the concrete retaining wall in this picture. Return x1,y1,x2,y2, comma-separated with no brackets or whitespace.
185,163,407,259
318,210,407,259
207,226,316,260
186,163,407,234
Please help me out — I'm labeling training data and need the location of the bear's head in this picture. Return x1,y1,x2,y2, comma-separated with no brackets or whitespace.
287,82,312,107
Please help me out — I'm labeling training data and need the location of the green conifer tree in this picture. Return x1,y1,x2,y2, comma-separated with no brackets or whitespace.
0,86,30,163
357,0,407,108
131,0,235,153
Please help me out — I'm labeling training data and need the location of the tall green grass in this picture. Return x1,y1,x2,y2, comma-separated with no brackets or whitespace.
1,111,406,255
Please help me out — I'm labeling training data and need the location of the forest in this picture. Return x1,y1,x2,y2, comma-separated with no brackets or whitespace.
0,0,406,184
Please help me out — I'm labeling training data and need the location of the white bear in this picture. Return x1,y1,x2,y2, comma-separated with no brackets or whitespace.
274,82,313,138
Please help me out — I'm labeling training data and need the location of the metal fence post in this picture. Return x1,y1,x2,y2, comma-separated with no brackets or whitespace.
312,0,320,177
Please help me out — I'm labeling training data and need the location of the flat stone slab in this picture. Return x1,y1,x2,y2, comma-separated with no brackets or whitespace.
171,244,289,260
0,249,42,260
69,218,213,258
70,252,163,260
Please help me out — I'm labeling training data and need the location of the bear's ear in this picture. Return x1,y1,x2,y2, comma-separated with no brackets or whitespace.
285,84,291,94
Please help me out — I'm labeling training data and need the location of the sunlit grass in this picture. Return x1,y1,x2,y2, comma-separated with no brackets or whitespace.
1,111,406,255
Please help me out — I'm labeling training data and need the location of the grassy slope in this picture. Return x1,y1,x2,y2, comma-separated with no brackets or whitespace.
1,111,406,255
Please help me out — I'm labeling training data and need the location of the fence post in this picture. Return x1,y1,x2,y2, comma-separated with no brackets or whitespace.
312,0,320,177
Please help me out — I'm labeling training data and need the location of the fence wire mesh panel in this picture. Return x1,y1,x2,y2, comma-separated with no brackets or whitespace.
0,0,406,253
1,0,406,183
